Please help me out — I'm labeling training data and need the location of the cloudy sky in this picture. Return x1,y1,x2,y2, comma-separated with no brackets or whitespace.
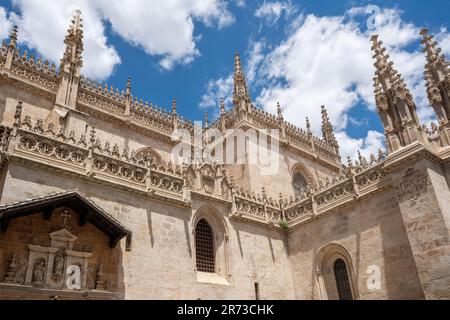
0,0,449,160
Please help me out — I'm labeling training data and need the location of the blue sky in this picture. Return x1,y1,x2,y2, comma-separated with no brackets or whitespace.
0,0,449,159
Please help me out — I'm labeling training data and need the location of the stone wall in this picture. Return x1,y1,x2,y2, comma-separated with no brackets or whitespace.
391,159,450,299
0,162,296,300
287,189,425,300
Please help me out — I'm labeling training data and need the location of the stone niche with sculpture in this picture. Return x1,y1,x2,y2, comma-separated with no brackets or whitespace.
0,192,131,298
25,224,95,291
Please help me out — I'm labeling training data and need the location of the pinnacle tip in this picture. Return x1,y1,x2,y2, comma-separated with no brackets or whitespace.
420,28,429,35
370,34,379,42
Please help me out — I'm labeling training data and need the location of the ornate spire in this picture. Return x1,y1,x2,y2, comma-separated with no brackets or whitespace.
220,98,225,116
371,35,399,93
321,105,337,144
55,10,84,109
219,98,226,132
306,117,312,136
233,52,251,113
204,112,209,128
420,28,450,126
277,102,283,120
126,77,132,97
4,25,18,69
8,25,18,49
371,35,417,114
172,98,177,115
371,34,422,153
61,10,84,68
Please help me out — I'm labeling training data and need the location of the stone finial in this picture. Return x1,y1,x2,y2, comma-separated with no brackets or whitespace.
321,105,338,146
306,117,312,135
55,10,84,109
204,112,209,128
419,28,449,125
72,10,83,31
172,98,177,115
126,77,132,97
371,34,421,153
371,34,414,100
233,52,251,110
220,98,225,115
347,156,353,168
62,10,84,66
277,102,283,120
4,25,18,69
378,148,384,162
358,151,363,164
234,52,243,73
8,25,18,49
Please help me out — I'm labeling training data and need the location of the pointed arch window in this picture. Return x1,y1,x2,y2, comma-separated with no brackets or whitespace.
334,259,354,300
195,219,215,273
292,172,308,195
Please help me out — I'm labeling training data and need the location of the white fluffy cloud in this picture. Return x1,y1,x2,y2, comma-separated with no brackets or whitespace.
0,7,13,40
234,0,246,8
253,7,448,159
255,1,295,24
336,131,385,162
200,6,450,160
199,75,233,114
7,0,121,80
2,0,234,79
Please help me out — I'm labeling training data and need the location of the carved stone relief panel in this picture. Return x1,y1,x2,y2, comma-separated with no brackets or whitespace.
1,208,110,293
396,168,432,202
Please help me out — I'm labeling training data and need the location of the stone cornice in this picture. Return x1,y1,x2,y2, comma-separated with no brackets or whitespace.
191,191,233,207
76,100,178,145
384,141,443,170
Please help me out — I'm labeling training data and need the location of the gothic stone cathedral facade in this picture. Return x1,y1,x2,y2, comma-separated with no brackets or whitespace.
0,12,450,300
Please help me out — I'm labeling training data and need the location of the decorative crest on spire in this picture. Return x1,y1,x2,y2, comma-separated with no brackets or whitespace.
126,77,132,97
321,105,337,145
306,117,312,136
55,10,84,109
172,98,177,115
61,10,84,68
420,28,450,126
204,112,209,128
370,34,422,153
233,52,251,112
277,102,283,120
8,25,18,49
220,98,225,116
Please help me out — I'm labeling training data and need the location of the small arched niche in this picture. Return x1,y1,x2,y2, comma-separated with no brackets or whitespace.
316,243,359,300
192,206,230,284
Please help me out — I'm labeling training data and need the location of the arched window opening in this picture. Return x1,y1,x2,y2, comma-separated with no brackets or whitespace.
195,219,215,273
334,259,354,300
292,172,308,195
